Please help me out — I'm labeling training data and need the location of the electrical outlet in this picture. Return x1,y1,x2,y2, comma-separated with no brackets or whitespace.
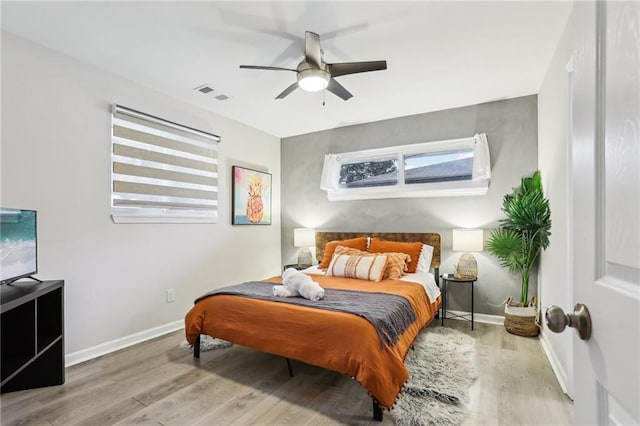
166,288,175,303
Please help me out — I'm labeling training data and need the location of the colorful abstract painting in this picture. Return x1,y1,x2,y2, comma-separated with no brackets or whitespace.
232,166,272,225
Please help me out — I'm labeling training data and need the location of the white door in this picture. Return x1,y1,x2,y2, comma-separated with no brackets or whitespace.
570,1,640,424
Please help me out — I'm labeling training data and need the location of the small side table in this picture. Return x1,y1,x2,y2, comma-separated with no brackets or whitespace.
441,274,476,330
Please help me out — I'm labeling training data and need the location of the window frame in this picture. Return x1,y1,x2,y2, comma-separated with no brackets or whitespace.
320,133,490,201
111,104,220,223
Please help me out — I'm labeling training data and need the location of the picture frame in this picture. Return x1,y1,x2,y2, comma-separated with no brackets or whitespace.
232,165,272,225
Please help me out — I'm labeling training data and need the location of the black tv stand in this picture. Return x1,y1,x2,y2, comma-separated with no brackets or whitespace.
1,280,65,393
7,275,43,285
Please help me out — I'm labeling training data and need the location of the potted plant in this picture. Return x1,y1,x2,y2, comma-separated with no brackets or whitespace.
487,171,551,336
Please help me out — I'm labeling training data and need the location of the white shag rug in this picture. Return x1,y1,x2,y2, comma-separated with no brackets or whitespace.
180,334,233,352
391,327,477,426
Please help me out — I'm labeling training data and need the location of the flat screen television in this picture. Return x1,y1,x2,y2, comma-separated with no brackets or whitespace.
0,208,38,285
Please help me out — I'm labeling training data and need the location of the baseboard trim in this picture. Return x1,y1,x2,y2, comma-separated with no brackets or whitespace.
444,309,505,325
539,329,570,395
65,320,184,367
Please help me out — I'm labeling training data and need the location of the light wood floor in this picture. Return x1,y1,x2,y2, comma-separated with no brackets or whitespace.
0,320,573,425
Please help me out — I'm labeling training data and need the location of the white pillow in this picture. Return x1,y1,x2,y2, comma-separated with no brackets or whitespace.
299,265,326,275
417,244,434,273
326,253,388,282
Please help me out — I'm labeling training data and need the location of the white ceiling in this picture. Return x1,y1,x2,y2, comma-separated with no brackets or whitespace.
1,1,572,138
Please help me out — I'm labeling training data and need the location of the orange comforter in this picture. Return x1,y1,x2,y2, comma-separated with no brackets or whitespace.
184,274,440,409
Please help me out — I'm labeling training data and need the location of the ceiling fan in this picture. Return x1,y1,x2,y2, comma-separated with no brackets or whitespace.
239,31,387,101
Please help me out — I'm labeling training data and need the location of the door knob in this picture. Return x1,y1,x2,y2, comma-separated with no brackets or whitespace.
545,303,592,340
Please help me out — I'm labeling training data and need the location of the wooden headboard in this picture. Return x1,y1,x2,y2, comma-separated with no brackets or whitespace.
315,232,441,269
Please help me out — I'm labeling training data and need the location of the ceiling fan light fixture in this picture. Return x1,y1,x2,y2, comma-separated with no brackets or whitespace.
297,69,330,92
240,31,385,100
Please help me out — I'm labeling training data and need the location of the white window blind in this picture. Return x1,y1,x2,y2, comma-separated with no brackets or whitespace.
321,133,490,201
111,105,220,223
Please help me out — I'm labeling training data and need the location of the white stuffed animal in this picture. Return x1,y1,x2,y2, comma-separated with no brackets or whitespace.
272,285,298,297
282,268,325,301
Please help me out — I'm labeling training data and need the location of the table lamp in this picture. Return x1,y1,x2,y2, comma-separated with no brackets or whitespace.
294,228,315,268
452,229,483,279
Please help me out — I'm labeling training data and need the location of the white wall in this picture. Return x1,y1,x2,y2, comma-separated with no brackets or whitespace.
537,12,573,397
1,32,281,358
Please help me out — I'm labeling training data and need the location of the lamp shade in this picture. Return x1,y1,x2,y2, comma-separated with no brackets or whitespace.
452,229,483,252
294,228,315,248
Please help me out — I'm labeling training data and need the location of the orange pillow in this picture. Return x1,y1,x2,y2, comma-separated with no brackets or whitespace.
334,246,368,256
318,237,368,269
379,251,411,280
334,245,410,280
368,238,423,273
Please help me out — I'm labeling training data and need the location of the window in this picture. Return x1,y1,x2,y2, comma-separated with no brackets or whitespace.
339,158,399,188
111,105,220,223
403,148,474,184
321,133,490,201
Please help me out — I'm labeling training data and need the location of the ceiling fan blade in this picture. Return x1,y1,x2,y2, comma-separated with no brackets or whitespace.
305,31,322,68
239,65,297,72
275,82,299,99
326,79,353,101
328,60,387,78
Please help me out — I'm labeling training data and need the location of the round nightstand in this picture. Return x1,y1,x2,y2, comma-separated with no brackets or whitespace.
440,274,476,330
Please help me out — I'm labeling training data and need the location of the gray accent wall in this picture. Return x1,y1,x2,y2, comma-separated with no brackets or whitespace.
281,95,538,316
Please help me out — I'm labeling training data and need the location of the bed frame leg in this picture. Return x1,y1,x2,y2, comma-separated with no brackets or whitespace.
435,266,441,320
194,334,201,359
372,398,383,421
285,358,294,377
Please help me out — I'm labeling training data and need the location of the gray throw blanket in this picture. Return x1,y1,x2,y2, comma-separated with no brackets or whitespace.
195,281,417,348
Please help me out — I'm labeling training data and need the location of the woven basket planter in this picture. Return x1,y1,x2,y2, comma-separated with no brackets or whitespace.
504,297,539,337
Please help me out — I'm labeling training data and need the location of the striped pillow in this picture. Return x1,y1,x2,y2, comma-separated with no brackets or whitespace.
334,246,410,280
326,253,388,282
318,237,368,269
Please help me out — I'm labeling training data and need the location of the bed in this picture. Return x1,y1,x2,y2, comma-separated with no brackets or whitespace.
184,232,441,420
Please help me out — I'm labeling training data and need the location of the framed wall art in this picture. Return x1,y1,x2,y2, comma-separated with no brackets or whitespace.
232,165,272,225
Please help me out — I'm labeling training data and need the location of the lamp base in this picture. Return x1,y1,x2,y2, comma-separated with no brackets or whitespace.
297,247,313,268
455,253,478,279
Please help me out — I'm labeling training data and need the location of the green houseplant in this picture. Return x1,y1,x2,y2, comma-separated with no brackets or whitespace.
488,171,552,307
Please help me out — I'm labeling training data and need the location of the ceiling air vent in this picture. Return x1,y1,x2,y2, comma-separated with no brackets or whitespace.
194,84,231,101
194,84,214,94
